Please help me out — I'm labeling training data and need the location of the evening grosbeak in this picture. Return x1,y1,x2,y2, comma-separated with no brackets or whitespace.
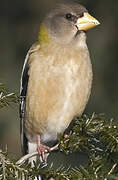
20,1,100,162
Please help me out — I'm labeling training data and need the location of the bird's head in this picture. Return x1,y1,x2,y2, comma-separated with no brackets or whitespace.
39,1,100,45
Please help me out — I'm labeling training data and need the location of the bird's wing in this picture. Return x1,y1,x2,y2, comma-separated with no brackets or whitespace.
19,43,40,155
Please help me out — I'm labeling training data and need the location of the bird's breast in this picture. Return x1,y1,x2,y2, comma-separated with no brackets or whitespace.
25,45,92,143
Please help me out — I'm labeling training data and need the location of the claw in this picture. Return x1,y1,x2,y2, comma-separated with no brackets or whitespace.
36,135,50,162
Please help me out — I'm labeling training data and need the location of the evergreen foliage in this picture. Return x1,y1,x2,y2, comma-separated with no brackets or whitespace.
0,83,118,179
0,83,18,109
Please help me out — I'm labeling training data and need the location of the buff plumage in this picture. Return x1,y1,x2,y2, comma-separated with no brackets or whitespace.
20,1,99,163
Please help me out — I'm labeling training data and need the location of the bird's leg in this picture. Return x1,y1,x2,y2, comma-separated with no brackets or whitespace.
36,135,50,162
63,133,70,144
64,134,69,138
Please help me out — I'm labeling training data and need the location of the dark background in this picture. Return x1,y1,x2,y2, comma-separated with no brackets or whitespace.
0,0,118,160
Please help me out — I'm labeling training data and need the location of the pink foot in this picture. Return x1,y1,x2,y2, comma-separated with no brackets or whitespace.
64,134,69,138
36,135,50,162
63,134,69,144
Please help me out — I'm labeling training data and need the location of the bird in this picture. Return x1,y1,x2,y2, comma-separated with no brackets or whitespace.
19,1,100,164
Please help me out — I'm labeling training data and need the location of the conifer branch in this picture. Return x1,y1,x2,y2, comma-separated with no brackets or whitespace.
0,82,118,179
16,144,59,166
0,83,18,108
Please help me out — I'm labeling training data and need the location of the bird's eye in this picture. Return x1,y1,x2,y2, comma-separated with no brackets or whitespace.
66,13,72,20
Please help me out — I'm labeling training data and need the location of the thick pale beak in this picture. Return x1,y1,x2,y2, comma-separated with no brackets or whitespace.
76,12,100,31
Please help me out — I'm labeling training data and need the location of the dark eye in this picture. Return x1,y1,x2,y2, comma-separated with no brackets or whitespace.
66,13,72,20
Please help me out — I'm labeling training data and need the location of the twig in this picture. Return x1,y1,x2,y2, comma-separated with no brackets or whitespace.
104,163,117,180
109,134,118,143
108,163,117,175
16,144,59,166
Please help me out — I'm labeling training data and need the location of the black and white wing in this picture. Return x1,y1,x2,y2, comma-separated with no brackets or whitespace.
19,49,30,155
20,43,40,155
20,44,41,180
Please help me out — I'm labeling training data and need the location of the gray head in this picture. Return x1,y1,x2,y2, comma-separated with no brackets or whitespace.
42,1,100,45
